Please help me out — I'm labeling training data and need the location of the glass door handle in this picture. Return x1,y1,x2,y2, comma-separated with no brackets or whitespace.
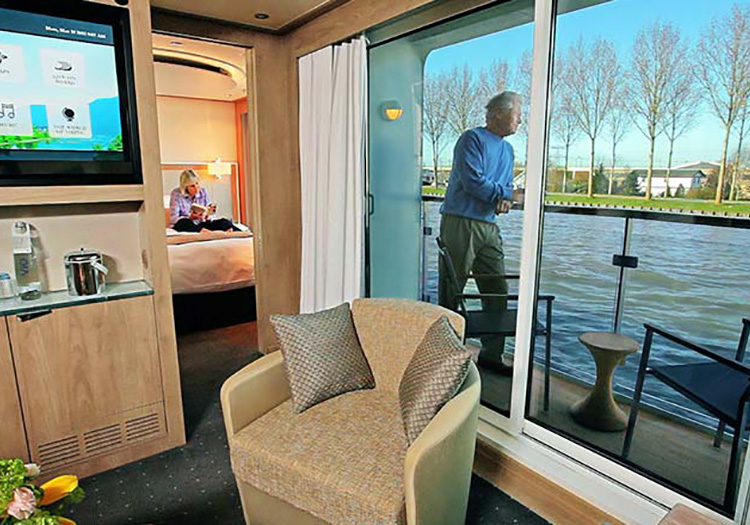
368,194,375,216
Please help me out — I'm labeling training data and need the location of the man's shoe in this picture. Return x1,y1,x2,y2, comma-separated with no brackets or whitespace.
477,355,514,377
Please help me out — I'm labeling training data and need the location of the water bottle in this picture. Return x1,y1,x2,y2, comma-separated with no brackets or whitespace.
12,221,41,300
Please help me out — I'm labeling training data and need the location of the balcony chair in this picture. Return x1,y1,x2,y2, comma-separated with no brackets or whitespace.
622,319,750,513
221,298,481,525
436,237,555,410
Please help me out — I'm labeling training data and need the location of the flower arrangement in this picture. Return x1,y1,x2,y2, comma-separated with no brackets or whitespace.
0,459,84,525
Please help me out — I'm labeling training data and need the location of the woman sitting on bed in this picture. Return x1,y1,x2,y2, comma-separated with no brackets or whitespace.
169,169,237,232
169,169,213,226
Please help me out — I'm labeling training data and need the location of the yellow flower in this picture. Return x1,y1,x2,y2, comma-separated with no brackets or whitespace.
39,475,78,506
58,519,77,525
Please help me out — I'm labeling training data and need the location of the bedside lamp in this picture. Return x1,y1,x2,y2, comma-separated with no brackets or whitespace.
208,158,232,179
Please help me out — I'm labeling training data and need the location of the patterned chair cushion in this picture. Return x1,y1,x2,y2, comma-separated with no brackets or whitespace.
230,389,408,525
399,316,472,444
270,303,375,413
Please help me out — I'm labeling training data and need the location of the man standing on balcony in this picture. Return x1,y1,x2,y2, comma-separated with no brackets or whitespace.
438,91,523,377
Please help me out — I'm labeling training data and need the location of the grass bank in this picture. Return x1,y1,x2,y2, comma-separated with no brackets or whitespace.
421,187,750,215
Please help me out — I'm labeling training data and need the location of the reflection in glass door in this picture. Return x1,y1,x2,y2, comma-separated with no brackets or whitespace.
525,0,750,516
367,0,535,417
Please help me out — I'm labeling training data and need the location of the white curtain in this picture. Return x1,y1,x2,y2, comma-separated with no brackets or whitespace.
299,37,367,313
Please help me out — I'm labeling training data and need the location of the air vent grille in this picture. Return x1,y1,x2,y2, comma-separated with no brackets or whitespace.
84,424,123,456
125,412,161,442
38,436,81,469
34,405,165,471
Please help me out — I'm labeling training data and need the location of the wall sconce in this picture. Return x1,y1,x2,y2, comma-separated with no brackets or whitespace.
208,158,232,179
381,101,403,121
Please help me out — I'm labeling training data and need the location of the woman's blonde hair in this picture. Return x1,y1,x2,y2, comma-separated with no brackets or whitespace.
179,169,201,194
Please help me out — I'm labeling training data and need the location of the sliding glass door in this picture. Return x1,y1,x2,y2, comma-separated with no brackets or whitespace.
523,0,750,518
368,0,535,417
367,0,750,520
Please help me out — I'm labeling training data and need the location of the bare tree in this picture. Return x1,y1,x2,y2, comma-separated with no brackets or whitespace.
606,96,630,194
697,4,750,204
445,64,483,136
551,55,580,193
512,49,533,155
561,37,620,197
478,58,510,101
630,21,686,200
423,72,451,187
662,67,699,197
730,103,750,200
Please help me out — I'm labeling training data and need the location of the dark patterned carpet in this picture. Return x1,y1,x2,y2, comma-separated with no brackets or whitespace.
67,322,547,524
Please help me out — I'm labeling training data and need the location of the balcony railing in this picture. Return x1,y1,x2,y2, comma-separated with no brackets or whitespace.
420,193,750,514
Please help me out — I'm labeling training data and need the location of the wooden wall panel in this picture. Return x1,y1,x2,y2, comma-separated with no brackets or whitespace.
0,319,28,461
9,297,163,446
289,0,434,57
127,0,185,445
245,39,301,350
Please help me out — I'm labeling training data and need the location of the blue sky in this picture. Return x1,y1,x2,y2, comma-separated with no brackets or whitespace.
424,0,747,168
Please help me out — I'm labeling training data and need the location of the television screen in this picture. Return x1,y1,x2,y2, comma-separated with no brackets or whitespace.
0,1,141,185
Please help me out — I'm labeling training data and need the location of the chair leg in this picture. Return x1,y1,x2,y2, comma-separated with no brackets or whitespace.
622,329,652,459
724,405,749,514
544,300,553,412
714,421,726,448
544,330,551,412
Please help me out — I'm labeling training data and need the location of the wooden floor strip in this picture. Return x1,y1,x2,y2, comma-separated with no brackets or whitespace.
473,438,624,525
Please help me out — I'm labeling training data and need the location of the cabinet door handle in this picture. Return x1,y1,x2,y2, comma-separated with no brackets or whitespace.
17,309,52,322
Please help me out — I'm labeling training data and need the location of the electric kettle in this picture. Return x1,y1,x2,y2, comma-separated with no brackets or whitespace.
64,249,108,296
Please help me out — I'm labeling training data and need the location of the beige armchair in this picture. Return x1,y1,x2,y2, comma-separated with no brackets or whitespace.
221,298,481,525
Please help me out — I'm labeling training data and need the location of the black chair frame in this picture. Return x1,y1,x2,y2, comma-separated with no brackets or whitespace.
622,320,750,513
437,237,555,410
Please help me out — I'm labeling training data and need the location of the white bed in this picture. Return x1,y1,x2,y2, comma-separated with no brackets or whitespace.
166,230,255,294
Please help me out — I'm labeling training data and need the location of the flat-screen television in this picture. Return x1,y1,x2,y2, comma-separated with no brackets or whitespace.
0,0,141,185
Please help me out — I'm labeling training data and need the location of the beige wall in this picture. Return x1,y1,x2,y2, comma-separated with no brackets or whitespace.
156,96,238,163
0,204,143,292
156,96,238,222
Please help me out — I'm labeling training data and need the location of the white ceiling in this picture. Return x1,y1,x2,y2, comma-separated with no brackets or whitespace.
150,0,341,32
152,33,247,101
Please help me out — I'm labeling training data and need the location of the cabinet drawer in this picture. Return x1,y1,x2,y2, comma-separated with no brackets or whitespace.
9,295,165,467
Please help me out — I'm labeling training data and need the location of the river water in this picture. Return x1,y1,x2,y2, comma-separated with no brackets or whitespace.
423,202,750,427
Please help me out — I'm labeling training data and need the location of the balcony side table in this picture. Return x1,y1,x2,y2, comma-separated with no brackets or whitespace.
570,332,639,432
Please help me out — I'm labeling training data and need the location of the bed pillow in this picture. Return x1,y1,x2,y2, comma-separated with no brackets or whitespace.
399,315,472,444
270,303,375,413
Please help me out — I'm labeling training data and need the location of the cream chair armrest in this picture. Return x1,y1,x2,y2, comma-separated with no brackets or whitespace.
220,351,291,439
404,363,481,525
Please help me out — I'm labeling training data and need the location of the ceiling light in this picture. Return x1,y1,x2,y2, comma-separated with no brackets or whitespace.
254,12,270,20
169,40,183,46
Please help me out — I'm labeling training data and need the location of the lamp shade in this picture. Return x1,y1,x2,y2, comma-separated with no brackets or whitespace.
381,101,403,121
208,158,232,178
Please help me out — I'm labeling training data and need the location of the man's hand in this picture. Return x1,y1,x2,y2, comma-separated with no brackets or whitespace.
513,188,525,204
495,199,512,214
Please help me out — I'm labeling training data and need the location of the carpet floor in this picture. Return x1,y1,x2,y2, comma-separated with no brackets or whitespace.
67,322,548,524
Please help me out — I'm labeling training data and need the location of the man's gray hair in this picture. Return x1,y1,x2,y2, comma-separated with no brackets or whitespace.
485,91,522,120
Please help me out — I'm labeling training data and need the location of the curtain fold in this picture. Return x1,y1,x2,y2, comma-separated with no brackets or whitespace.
299,37,367,313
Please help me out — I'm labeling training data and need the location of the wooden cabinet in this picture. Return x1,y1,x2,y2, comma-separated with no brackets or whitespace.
0,319,28,461
8,295,166,471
